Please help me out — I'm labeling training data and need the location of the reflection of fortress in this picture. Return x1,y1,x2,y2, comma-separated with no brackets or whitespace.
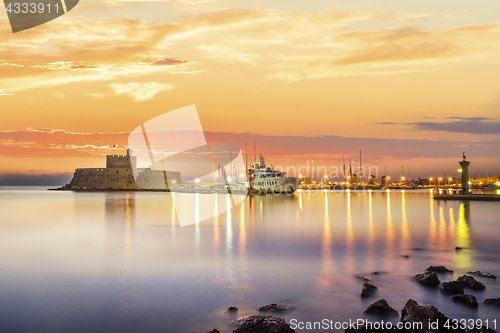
66,149,181,191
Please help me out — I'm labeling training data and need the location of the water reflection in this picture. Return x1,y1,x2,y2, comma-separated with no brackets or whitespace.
448,207,456,239
322,191,333,270
428,197,437,248
171,193,176,243
385,190,394,270
401,191,410,251
455,202,471,270
104,193,135,317
345,190,354,272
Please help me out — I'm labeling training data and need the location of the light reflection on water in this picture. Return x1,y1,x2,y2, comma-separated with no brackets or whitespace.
0,187,499,333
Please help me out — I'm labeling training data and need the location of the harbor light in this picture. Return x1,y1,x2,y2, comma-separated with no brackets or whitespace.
324,175,328,179
240,173,244,178
387,176,390,180
401,176,405,180
458,169,463,173
195,178,200,183
299,174,303,178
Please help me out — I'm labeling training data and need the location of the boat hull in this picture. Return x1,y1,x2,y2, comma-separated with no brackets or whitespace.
251,177,298,193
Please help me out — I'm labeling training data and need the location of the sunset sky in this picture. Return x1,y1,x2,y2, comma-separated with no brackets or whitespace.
1,0,500,184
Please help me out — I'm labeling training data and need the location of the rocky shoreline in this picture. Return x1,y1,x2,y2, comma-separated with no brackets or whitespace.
206,265,499,333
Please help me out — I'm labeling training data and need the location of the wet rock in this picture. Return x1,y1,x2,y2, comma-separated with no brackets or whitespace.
363,299,399,317
467,271,497,279
439,281,464,294
372,272,381,275
451,294,479,308
400,299,465,333
361,283,378,298
355,275,371,282
414,272,441,286
231,315,296,333
228,307,238,312
466,326,497,333
455,247,465,251
402,255,410,259
427,266,454,273
257,303,293,313
483,298,500,307
206,330,220,333
457,275,486,290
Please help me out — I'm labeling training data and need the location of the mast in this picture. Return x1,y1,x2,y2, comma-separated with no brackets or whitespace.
349,158,352,180
254,141,256,167
359,150,362,183
343,156,346,183
245,142,248,178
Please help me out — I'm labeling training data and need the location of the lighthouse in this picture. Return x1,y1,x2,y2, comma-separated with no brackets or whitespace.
459,152,470,194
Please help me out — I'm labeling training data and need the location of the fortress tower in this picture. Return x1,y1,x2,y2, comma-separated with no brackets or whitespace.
106,147,137,169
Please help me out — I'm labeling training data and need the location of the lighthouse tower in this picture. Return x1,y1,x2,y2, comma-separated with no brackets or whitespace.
459,152,470,194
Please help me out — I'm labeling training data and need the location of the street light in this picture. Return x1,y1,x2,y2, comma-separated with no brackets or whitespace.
430,177,433,186
448,177,452,185
439,177,442,186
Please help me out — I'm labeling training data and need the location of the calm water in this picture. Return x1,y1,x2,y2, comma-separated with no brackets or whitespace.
0,187,499,332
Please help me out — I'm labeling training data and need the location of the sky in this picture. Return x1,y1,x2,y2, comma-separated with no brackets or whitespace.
1,0,500,184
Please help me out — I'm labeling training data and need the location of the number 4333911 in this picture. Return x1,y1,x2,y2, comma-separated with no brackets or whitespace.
5,2,61,14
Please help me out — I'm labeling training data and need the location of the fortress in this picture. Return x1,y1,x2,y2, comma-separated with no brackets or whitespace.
66,148,181,191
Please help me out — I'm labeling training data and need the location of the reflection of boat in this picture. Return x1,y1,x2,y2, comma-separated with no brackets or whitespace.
250,155,298,193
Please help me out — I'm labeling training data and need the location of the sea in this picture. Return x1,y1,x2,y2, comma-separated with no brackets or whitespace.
0,186,499,332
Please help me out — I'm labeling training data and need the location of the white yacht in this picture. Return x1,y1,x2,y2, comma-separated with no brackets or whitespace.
250,155,298,193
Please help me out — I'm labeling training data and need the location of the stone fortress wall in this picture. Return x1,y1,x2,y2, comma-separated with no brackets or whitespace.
67,150,181,191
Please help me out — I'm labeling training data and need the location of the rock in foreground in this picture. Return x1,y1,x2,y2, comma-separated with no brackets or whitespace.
257,303,293,313
232,315,295,333
451,294,479,308
483,298,500,308
427,266,453,273
400,299,465,333
206,330,220,333
457,275,486,290
361,283,378,298
363,299,398,317
439,281,464,294
414,272,441,286
467,271,497,279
